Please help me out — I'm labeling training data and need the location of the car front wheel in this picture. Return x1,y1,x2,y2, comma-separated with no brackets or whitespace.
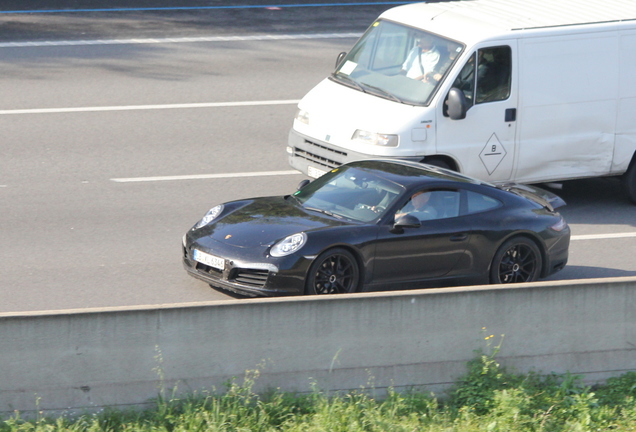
305,248,360,295
490,237,542,284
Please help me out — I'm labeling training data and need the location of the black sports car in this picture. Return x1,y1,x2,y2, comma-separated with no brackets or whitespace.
183,160,570,297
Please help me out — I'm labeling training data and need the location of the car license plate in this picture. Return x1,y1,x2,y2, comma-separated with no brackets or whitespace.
193,249,225,271
307,166,327,179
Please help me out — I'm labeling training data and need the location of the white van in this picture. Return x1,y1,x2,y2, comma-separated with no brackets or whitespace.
287,0,636,203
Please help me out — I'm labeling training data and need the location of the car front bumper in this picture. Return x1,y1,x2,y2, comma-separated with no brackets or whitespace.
182,242,311,297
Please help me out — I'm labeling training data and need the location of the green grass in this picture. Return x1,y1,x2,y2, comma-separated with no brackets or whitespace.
4,350,636,432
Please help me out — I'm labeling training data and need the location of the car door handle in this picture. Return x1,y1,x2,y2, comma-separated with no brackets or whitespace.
450,233,468,242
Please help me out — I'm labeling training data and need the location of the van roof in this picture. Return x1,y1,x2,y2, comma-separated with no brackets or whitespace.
381,0,636,42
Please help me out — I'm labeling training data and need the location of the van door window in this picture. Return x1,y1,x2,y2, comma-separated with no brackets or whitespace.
475,46,512,104
447,46,512,113
452,52,477,108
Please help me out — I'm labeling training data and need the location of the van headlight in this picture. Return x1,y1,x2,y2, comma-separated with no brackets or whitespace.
295,109,310,125
270,233,307,257
352,130,398,147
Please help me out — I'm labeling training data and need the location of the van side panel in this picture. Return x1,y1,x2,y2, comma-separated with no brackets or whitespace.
615,31,636,172
515,31,619,183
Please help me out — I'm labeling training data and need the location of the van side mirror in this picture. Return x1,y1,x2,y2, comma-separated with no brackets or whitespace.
447,87,468,120
297,179,311,190
336,52,347,69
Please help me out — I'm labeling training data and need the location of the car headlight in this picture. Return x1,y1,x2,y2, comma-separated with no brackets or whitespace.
270,232,307,257
193,204,224,229
352,130,398,147
295,109,310,125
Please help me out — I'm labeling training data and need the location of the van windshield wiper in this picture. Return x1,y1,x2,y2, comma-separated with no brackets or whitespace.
331,73,365,93
360,82,404,103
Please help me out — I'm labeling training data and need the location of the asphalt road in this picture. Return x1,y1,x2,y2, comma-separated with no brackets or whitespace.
0,0,399,41
1,2,635,313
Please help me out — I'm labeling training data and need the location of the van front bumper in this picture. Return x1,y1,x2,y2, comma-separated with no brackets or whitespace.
287,129,421,177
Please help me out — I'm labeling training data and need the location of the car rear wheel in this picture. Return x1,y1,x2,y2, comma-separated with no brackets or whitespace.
490,237,542,284
306,248,360,295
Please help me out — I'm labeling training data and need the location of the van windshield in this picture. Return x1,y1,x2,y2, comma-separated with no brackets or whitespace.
332,20,464,106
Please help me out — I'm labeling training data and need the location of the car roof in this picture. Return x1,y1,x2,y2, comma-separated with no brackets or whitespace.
346,159,496,189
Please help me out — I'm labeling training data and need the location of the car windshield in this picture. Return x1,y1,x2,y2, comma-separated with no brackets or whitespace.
332,20,464,106
292,166,405,222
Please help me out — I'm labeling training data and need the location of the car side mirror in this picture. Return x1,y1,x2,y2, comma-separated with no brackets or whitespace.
391,214,421,233
336,52,347,69
297,179,311,190
447,87,468,120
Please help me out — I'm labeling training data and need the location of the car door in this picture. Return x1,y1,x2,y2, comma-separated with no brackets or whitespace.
371,188,472,284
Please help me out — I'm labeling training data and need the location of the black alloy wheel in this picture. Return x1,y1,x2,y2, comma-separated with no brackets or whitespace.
490,237,542,284
306,248,360,295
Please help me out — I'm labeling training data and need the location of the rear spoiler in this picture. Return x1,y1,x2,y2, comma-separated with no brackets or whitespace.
496,183,566,211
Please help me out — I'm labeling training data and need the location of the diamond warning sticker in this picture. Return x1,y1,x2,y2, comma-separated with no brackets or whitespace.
480,134,507,175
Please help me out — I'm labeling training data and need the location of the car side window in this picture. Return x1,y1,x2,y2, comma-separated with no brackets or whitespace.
396,189,460,222
466,190,502,214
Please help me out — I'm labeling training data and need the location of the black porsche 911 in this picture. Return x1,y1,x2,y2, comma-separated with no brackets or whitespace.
182,160,570,297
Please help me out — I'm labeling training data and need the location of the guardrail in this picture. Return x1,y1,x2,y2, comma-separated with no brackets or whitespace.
2,276,635,416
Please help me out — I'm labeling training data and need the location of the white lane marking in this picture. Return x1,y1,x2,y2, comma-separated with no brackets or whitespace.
571,232,636,241
111,170,301,183
0,100,301,115
0,33,362,48
3,174,636,242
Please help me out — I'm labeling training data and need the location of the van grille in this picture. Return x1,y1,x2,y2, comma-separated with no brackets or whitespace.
293,140,347,170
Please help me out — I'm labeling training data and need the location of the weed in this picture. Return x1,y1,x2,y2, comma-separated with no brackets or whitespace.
4,346,636,432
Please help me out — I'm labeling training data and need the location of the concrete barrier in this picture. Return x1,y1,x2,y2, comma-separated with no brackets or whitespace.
2,277,636,416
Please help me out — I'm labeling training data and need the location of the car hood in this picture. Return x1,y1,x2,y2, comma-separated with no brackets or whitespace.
199,196,348,248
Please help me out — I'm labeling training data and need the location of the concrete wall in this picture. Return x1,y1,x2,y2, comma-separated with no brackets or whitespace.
2,277,636,416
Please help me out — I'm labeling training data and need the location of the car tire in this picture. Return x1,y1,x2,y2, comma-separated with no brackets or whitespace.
490,237,542,284
621,158,636,204
305,248,360,295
